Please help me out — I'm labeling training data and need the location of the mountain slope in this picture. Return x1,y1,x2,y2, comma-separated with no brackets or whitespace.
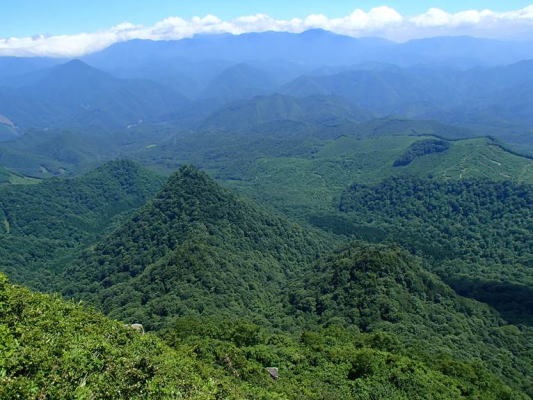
200,94,369,132
0,165,37,185
290,243,533,396
0,273,229,399
0,60,188,130
281,66,484,117
335,176,533,325
0,160,164,289
3,269,523,399
200,63,276,102
62,165,329,329
280,61,533,149
0,57,64,83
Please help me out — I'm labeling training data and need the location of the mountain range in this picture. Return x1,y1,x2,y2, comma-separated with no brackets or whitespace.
0,32,532,153
0,28,532,399
1,161,531,397
0,60,188,130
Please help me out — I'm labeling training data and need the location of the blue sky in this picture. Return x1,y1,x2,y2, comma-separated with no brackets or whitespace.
1,1,533,57
2,0,533,36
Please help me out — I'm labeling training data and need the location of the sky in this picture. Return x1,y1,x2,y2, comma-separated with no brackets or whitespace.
1,1,533,57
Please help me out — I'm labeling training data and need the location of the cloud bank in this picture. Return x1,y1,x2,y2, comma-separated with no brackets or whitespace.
1,6,533,57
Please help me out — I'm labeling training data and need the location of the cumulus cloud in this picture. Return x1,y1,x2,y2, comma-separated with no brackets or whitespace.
1,5,533,57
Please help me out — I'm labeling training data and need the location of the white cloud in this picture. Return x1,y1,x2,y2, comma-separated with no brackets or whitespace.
1,5,533,57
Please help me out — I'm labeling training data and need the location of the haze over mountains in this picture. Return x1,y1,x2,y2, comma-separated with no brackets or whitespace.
0,30,532,155
0,26,532,399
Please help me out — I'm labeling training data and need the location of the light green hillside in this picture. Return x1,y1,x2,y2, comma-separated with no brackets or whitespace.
223,136,532,219
0,166,40,185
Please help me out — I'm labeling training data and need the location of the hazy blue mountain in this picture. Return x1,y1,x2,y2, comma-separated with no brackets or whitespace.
0,115,20,141
0,31,531,152
0,60,189,130
0,57,64,84
200,63,277,102
397,36,533,67
84,30,389,67
83,43,234,99
278,60,533,147
281,66,470,115
199,94,370,132
83,31,533,72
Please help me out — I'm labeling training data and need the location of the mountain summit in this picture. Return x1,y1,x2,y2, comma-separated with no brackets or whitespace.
63,165,328,328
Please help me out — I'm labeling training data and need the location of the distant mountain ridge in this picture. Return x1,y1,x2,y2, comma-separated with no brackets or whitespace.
84,31,533,69
199,94,370,132
0,31,532,158
0,60,189,130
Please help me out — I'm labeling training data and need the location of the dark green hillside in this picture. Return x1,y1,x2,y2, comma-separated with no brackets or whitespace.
0,125,179,178
337,177,533,324
62,165,330,329
1,164,531,398
0,160,164,288
0,165,38,185
161,317,525,400
355,118,474,140
290,243,533,395
393,139,450,166
214,135,532,221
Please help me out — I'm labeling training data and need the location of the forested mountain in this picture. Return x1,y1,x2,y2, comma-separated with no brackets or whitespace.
61,166,330,329
4,269,528,399
336,177,533,324
0,26,532,399
280,61,533,140
0,60,188,130
200,94,369,132
0,160,164,288
0,160,531,398
290,243,533,395
0,273,227,399
0,165,36,185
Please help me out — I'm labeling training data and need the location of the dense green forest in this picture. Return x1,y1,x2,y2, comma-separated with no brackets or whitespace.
0,155,531,398
1,165,527,398
336,177,532,324
0,160,164,288
290,243,533,394
0,32,532,399
1,270,529,399
393,139,450,166
60,166,331,330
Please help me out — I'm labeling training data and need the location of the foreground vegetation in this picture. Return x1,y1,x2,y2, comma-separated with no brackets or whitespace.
0,161,531,398
1,272,528,399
